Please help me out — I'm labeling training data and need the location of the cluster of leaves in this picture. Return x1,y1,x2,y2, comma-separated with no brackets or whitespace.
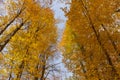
0,0,57,80
60,0,120,80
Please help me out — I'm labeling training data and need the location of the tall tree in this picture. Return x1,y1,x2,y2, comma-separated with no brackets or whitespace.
0,0,57,80
0,0,26,52
60,0,120,80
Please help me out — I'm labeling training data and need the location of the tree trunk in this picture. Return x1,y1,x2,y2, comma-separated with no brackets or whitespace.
79,0,119,78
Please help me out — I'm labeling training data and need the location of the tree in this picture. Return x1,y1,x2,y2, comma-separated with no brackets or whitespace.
0,0,57,80
0,0,26,52
60,0,120,79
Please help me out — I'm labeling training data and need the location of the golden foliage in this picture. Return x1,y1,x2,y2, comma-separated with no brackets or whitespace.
60,0,120,80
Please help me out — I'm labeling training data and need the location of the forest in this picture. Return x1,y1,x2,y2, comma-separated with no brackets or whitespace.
0,0,120,80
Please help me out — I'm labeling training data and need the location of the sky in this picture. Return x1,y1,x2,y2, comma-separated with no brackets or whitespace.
51,0,68,42
51,0,67,26
0,1,6,16
51,0,72,80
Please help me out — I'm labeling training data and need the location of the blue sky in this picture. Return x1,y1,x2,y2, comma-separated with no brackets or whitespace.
0,1,6,16
51,0,67,29
50,0,72,80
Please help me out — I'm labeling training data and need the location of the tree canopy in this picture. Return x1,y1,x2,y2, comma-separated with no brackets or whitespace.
0,0,120,80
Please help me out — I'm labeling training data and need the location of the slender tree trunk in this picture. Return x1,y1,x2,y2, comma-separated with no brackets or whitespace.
34,62,46,80
8,73,12,80
16,48,29,80
34,63,39,80
40,64,46,80
34,77,38,80
79,0,119,78
16,61,24,80
101,24,120,62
